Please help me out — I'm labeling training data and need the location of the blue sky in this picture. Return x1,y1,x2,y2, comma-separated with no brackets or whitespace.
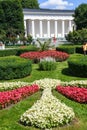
38,0,87,10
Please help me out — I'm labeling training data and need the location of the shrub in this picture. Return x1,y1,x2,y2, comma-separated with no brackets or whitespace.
39,59,56,71
0,56,32,80
76,46,85,54
68,55,87,77
0,46,38,57
0,49,18,57
56,46,75,54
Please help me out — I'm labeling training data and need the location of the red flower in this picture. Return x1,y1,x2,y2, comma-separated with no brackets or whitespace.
0,85,39,109
20,50,69,62
56,85,87,103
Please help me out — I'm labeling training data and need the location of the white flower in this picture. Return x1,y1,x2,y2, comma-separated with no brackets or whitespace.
61,80,87,88
0,81,29,91
32,78,61,89
20,87,75,129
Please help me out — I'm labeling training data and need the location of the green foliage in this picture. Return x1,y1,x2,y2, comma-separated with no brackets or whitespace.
27,34,33,44
21,0,39,9
75,46,83,54
0,49,18,57
0,29,6,43
56,46,75,54
68,55,87,77
0,0,24,41
65,30,80,44
0,56,32,79
0,2,6,30
0,45,38,57
73,4,87,30
16,46,38,56
37,39,54,51
39,61,57,71
66,29,87,44
19,33,27,45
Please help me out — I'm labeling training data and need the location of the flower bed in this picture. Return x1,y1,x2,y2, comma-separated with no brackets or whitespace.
61,80,87,88
0,81,29,91
0,85,39,109
32,78,61,89
56,86,87,103
20,50,69,62
20,88,75,129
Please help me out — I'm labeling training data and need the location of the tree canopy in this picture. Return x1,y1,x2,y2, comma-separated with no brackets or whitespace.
1,0,24,34
73,4,87,30
21,0,39,9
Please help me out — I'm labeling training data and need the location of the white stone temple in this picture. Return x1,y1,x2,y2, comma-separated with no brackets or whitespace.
23,8,75,40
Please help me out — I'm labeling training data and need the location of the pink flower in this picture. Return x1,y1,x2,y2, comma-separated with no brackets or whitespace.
56,85,87,103
20,50,69,61
0,85,39,109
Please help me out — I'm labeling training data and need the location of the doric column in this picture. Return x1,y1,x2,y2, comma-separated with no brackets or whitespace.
24,20,27,37
40,20,43,38
55,20,57,38
69,20,72,32
62,20,65,38
47,20,50,38
31,20,35,38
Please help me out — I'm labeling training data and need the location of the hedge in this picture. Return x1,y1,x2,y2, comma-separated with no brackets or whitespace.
68,55,87,77
0,46,38,57
0,56,32,80
56,46,75,54
75,46,85,54
16,46,38,56
0,49,18,57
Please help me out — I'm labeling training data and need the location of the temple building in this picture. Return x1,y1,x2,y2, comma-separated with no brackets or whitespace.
23,8,75,40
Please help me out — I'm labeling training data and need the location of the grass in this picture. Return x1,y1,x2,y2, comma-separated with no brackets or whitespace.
0,53,87,130
6,56,87,83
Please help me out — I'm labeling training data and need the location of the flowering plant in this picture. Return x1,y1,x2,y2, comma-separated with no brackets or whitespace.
0,81,29,91
20,50,69,62
32,78,61,89
0,84,39,109
20,88,75,129
61,80,87,88
56,85,87,103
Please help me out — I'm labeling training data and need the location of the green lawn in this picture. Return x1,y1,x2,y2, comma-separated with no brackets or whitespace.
0,55,87,130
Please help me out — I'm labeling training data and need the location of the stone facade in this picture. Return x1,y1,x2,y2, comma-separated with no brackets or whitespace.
23,9,75,39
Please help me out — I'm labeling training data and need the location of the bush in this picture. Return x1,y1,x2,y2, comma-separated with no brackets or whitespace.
16,46,38,56
0,49,18,57
39,60,56,71
56,46,75,54
0,46,38,57
68,55,87,77
0,56,32,79
76,46,85,54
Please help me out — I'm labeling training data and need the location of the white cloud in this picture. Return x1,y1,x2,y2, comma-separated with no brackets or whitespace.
40,0,74,9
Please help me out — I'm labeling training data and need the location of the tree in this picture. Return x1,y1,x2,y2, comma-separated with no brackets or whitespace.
0,2,6,30
1,0,24,34
21,0,39,9
73,4,87,30
66,29,87,44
